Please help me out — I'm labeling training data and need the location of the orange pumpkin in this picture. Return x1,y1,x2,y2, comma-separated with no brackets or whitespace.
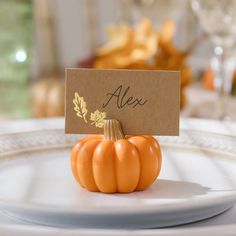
71,119,162,193
31,78,65,118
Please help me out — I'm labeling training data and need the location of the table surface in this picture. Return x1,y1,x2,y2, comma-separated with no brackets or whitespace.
1,116,236,136
1,117,236,236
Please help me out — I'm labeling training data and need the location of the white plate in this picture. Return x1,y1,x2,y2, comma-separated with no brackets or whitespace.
0,129,236,229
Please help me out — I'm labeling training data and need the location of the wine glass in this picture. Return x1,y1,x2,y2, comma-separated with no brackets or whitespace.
191,0,236,120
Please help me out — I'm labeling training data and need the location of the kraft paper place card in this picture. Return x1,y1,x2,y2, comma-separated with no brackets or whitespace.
65,69,180,135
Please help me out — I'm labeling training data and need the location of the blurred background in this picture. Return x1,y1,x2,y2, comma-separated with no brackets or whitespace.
1,0,236,121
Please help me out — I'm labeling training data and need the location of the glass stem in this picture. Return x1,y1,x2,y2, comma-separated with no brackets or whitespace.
211,46,235,120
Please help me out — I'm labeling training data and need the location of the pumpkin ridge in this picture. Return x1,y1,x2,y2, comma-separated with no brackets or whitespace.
143,136,162,178
110,142,118,193
128,136,158,190
114,140,140,192
77,139,101,191
127,138,141,190
71,141,86,186
113,142,118,193
91,143,99,192
92,140,117,193
128,137,142,191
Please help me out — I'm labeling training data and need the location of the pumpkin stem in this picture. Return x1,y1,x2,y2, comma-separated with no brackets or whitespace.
104,119,125,141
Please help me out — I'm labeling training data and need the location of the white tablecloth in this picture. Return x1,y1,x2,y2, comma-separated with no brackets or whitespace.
0,117,236,236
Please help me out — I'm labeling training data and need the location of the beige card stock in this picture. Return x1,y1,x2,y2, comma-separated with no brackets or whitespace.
65,69,180,135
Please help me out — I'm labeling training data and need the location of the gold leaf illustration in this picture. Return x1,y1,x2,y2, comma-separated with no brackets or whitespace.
90,110,106,128
73,92,88,123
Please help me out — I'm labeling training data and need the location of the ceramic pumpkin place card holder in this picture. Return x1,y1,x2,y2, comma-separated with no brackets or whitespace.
71,120,162,193
65,69,180,193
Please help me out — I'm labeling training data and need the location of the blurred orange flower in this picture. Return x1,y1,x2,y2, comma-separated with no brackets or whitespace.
92,18,193,108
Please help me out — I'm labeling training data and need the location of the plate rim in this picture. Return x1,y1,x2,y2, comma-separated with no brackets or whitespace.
0,128,236,216
0,127,236,157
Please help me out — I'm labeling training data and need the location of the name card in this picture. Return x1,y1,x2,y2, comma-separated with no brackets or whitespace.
65,69,180,135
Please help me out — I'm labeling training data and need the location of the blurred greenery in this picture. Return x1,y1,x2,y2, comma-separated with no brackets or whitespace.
0,0,32,118
0,0,32,84
0,82,30,118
